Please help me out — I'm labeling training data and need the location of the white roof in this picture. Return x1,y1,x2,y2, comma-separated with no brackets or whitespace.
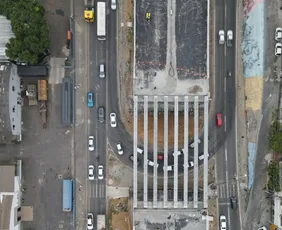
0,16,14,61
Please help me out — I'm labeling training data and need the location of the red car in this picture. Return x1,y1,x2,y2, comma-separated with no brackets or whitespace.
216,113,223,127
157,154,164,160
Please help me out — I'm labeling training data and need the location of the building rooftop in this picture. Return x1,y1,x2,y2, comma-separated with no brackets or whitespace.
0,16,14,62
133,209,208,230
17,65,48,77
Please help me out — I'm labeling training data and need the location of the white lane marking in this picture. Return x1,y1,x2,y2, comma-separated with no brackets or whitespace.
224,77,227,93
224,115,227,132
225,4,227,19
225,148,228,162
218,202,230,206
224,45,227,56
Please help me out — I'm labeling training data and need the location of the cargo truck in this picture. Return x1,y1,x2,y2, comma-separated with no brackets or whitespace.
63,179,73,212
97,2,106,40
37,80,48,129
84,0,94,22
227,30,233,47
97,215,106,230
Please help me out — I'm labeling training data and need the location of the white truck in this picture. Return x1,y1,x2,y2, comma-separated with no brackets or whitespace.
227,30,233,47
97,215,106,230
97,2,106,40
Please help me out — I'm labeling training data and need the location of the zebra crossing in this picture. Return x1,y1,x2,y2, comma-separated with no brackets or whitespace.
89,184,105,198
217,182,237,199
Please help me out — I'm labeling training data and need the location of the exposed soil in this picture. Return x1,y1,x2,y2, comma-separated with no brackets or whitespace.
109,197,132,230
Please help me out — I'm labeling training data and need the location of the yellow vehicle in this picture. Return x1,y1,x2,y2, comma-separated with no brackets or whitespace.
145,12,151,21
84,0,94,22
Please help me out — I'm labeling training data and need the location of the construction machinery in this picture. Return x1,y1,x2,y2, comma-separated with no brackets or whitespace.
38,80,48,129
84,0,94,22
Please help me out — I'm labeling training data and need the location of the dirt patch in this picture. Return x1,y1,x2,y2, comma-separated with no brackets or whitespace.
208,198,218,230
108,197,132,230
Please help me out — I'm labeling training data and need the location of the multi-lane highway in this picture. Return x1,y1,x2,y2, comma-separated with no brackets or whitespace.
214,0,241,229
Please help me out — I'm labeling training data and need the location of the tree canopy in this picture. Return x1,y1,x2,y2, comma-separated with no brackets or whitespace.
269,121,282,153
0,0,50,64
267,160,280,192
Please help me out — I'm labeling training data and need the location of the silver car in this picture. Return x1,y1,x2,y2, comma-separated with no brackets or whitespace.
111,0,117,10
98,165,104,180
88,136,94,151
218,30,225,44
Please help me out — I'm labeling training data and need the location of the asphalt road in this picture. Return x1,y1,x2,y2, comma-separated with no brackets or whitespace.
214,0,241,229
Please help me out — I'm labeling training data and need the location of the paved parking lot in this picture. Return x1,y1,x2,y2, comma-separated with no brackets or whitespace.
175,0,207,79
21,83,73,230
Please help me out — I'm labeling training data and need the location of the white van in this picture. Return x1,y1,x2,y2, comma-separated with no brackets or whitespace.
147,160,159,167
190,139,201,148
99,64,105,78
136,148,143,154
199,152,209,160
163,165,174,171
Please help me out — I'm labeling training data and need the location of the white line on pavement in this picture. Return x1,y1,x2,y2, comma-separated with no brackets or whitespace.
225,148,228,161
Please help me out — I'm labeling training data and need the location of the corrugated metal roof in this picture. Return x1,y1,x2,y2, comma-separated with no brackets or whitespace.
0,16,14,61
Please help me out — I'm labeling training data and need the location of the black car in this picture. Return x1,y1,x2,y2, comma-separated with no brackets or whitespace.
98,107,105,123
230,196,237,209
129,155,140,166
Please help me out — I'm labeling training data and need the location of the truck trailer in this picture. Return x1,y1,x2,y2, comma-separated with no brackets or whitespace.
97,2,106,40
97,215,106,230
63,179,73,212
84,0,94,22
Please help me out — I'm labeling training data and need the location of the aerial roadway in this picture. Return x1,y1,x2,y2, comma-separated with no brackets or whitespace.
214,0,240,230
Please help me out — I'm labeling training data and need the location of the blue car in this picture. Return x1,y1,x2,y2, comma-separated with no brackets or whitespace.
87,92,94,107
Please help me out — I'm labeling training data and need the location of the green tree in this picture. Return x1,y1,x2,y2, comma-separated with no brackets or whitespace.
267,160,280,192
269,121,282,153
1,0,50,64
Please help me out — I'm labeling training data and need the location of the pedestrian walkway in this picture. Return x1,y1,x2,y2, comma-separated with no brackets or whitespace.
217,182,237,199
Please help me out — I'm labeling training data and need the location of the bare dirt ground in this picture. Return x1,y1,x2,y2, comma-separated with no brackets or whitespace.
108,197,132,230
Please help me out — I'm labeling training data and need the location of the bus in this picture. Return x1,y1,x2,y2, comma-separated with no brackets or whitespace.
97,2,106,40
62,179,73,212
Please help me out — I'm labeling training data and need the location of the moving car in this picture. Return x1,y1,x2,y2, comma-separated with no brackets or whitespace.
157,154,164,160
190,139,201,148
116,142,123,155
110,113,117,127
188,161,194,168
111,0,116,10
88,136,94,151
164,165,174,171
228,71,232,77
275,43,282,56
216,113,223,127
257,227,267,230
275,27,282,41
199,152,209,160
98,107,105,123
88,165,94,180
99,64,105,78
87,213,94,229
129,155,141,165
98,165,104,180
87,92,94,107
147,160,159,167
145,12,151,21
230,196,237,209
220,215,227,230
218,30,225,44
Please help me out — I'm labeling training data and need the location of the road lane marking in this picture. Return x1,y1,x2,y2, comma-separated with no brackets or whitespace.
224,77,226,93
224,115,227,132
225,148,227,161
218,202,230,206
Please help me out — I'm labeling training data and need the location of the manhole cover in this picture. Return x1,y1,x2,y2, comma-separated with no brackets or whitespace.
59,224,64,228
58,174,63,179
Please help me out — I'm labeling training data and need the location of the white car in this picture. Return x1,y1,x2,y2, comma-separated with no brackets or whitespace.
98,165,104,180
188,161,194,167
88,165,94,180
220,215,227,230
275,27,282,41
227,30,233,40
219,30,225,44
190,139,201,148
88,136,94,151
111,0,117,10
87,213,94,229
275,43,282,56
116,142,123,155
257,227,267,230
110,113,117,127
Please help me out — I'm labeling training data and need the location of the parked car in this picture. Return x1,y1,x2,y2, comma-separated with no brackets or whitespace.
218,30,225,44
110,113,117,127
98,165,104,180
257,227,267,230
99,64,105,78
88,136,94,151
87,213,94,229
87,92,94,107
275,27,282,41
88,165,94,180
116,142,123,155
164,165,174,171
275,43,282,56
220,215,227,230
